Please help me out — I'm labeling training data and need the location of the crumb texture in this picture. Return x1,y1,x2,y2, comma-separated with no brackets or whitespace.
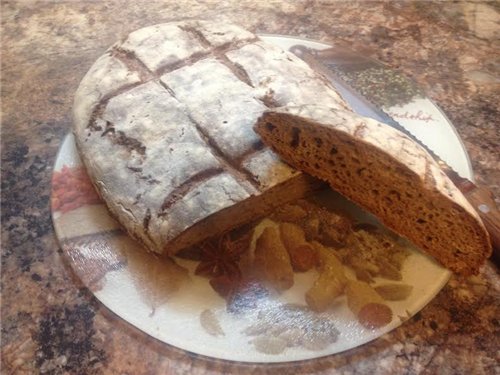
255,105,491,274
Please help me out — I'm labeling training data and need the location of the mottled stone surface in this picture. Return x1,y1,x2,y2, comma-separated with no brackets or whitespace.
1,1,499,374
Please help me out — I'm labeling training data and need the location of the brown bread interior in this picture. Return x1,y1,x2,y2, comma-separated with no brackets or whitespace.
166,173,324,255
255,111,491,275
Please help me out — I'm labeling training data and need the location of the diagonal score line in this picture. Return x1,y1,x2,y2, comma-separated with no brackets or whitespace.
102,34,264,195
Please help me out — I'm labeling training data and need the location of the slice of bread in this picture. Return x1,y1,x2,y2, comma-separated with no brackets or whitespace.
255,105,491,275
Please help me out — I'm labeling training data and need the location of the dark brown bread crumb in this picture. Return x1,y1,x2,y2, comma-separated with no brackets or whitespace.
255,105,491,275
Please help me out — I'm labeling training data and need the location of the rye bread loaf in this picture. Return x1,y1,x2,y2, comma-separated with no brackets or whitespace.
73,20,349,255
255,105,491,275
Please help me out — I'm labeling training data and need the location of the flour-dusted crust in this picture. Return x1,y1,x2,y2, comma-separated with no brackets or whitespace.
73,20,344,254
255,105,491,274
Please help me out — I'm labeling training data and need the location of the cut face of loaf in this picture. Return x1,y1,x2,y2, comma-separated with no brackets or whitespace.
255,105,491,275
73,21,346,255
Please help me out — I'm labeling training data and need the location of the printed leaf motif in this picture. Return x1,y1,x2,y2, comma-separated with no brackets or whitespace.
375,283,413,301
62,232,127,292
200,309,225,337
244,303,339,354
252,336,287,355
52,165,102,213
121,237,190,314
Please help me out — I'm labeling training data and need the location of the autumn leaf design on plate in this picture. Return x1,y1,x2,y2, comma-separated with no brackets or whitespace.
52,165,102,213
200,309,225,337
61,232,126,292
244,303,339,354
120,236,190,315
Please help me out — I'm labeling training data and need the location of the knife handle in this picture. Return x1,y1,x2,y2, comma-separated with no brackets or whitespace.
463,185,500,265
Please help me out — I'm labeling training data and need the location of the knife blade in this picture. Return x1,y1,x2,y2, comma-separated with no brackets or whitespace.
291,44,499,265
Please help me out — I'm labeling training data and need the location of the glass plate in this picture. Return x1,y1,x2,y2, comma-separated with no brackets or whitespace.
51,36,464,363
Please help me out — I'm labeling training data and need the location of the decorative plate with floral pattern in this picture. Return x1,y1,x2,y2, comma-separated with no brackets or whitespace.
52,36,471,363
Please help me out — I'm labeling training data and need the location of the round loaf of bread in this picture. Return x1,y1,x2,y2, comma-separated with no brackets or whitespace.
254,104,492,275
73,20,348,255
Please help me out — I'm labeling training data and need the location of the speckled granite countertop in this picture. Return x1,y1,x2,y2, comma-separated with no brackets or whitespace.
2,1,499,374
